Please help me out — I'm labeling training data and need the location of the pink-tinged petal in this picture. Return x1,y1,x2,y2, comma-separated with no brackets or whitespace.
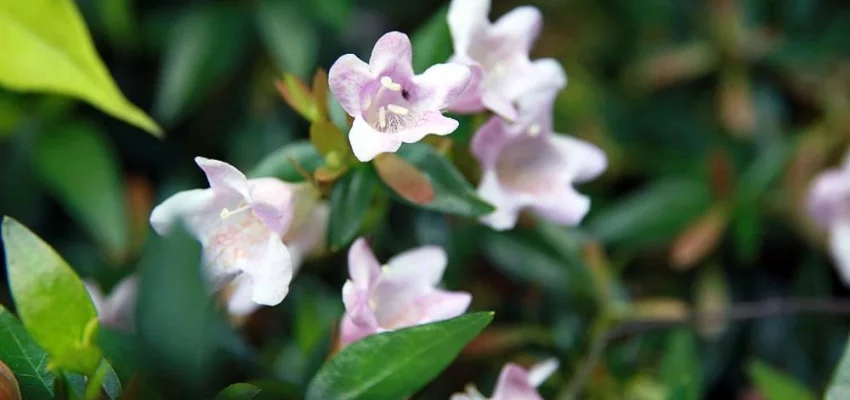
328,54,373,117
549,134,607,183
226,275,261,317
369,31,413,76
808,168,850,229
447,57,486,114
149,188,217,236
341,280,380,332
478,172,524,231
491,6,543,55
349,117,403,161
247,235,293,306
830,219,850,286
448,0,491,53
107,276,137,325
195,157,251,200
348,238,382,290
84,281,106,319
500,58,567,102
415,289,471,324
340,312,380,347
471,116,510,169
492,364,542,400
482,92,519,121
527,358,559,387
384,246,448,287
397,113,459,144
530,186,591,226
413,63,472,109
248,178,295,234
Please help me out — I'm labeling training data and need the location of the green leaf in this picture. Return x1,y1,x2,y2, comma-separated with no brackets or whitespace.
153,4,248,125
748,359,815,400
395,144,494,217
587,178,711,249
0,305,55,399
96,328,138,385
306,312,494,400
216,383,261,400
275,73,318,122
735,140,792,204
32,122,129,262
0,0,161,135
249,141,324,182
310,120,351,164
1,217,102,375
827,334,850,400
255,0,318,79
410,6,452,72
659,329,701,400
328,166,377,251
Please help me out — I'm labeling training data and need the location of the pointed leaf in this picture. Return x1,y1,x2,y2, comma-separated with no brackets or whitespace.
374,153,435,206
0,306,55,399
275,73,317,122
249,141,324,182
1,217,101,374
310,120,351,163
306,312,493,400
312,69,330,122
748,360,815,400
0,0,160,135
328,167,377,250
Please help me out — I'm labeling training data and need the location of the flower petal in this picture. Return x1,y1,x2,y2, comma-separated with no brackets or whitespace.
384,246,448,287
808,168,850,229
414,289,471,324
478,172,524,231
549,134,607,183
328,54,373,117
247,235,293,306
501,58,566,101
84,281,106,319
149,188,217,236
471,116,510,169
339,312,380,347
226,275,260,317
492,364,542,400
369,31,413,76
248,178,295,234
195,157,251,200
348,238,382,290
287,203,329,273
349,117,403,161
448,0,491,53
830,219,850,286
397,112,459,144
527,358,559,388
413,63,472,109
529,186,591,226
491,6,543,56
482,91,519,121
446,57,486,114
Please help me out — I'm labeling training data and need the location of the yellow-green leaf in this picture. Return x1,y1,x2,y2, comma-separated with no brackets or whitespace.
275,73,317,122
0,0,161,135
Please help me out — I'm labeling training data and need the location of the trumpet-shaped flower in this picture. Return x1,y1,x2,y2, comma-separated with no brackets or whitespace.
472,90,607,231
225,183,329,317
339,238,471,347
447,0,566,120
85,275,137,331
329,31,472,161
808,154,850,285
451,358,559,400
150,157,294,307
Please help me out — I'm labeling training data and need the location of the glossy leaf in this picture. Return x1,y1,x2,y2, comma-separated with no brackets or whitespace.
748,360,815,400
0,305,55,399
0,0,161,135
396,144,494,217
216,383,261,400
1,217,102,375
32,123,129,262
659,329,701,400
249,141,324,182
306,312,494,400
328,167,377,250
256,0,318,79
374,153,435,206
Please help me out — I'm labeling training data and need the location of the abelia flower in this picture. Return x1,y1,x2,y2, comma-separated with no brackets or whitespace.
328,31,472,162
472,90,607,231
451,358,559,400
339,238,471,347
808,154,850,284
150,157,294,307
447,0,566,120
225,183,330,317
85,275,137,331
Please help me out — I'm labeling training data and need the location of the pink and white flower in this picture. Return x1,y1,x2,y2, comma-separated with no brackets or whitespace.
150,157,295,307
85,275,137,331
451,358,559,400
329,31,472,162
808,154,850,284
447,0,566,120
472,91,607,231
339,238,471,347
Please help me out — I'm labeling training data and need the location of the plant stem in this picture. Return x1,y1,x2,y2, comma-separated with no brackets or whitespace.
83,361,109,400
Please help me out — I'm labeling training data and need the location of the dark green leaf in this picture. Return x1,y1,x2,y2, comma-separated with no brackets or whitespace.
748,359,816,400
328,166,377,250
249,141,324,182
96,328,138,384
659,329,701,400
1,217,101,374
306,312,493,400
735,140,792,204
255,0,318,79
216,383,261,400
410,6,452,72
31,122,129,261
0,305,55,399
395,144,494,217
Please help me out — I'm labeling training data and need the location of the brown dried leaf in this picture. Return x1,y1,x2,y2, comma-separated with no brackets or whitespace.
373,153,435,205
670,205,729,270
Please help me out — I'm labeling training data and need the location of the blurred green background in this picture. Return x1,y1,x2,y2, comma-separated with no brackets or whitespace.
2,0,850,398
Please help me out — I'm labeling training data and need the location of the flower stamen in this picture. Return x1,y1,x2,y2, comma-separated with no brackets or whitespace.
380,76,402,91
378,107,388,129
386,104,409,115
528,124,541,137
220,205,251,219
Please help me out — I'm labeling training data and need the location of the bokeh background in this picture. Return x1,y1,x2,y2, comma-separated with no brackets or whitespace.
2,0,850,398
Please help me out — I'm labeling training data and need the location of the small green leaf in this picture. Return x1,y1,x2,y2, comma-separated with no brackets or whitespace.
249,141,324,182
374,153,435,206
396,144,494,217
255,0,318,79
0,305,55,399
410,6,452,72
306,312,494,400
735,140,791,204
748,360,815,400
0,0,161,135
275,73,318,122
310,120,351,163
328,167,377,250
153,4,248,125
216,383,261,400
1,217,102,375
31,123,129,262
659,329,701,400
826,335,850,400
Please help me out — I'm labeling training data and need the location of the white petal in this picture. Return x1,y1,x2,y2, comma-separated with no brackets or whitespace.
478,172,524,231
348,238,382,290
527,358,559,388
349,117,402,161
248,235,293,306
369,31,413,76
384,246,448,287
412,63,472,109
491,6,543,56
549,134,607,183
226,275,261,317
149,188,216,236
195,157,251,200
530,186,591,226
328,54,373,117
448,0,491,53
830,219,850,286
396,113,459,144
